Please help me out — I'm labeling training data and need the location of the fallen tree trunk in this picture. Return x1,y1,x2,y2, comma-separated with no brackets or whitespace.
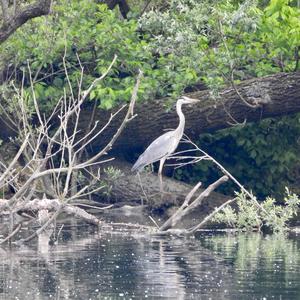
81,72,300,151
1,72,299,145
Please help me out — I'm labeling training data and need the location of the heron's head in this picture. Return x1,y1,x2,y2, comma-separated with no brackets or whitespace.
178,96,200,105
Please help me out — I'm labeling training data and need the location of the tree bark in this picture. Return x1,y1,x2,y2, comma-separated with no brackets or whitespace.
82,72,300,151
0,0,52,44
99,0,130,18
0,0,129,45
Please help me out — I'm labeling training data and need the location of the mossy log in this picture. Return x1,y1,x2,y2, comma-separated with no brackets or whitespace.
100,158,230,216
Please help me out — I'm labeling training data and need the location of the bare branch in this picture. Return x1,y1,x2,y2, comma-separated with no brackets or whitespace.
28,62,44,129
188,198,237,233
81,55,117,101
1,0,9,24
0,133,29,187
80,69,142,167
218,19,258,109
0,223,21,244
159,176,228,231
0,55,143,243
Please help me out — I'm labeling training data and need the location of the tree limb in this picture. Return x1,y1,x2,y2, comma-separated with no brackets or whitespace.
188,198,237,233
0,0,52,44
159,176,229,231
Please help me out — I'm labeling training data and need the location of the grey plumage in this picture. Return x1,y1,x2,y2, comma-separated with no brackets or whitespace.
131,96,200,175
131,131,178,172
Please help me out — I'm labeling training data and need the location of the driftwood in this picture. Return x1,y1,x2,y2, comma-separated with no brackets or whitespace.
159,176,229,231
0,198,109,244
188,198,237,233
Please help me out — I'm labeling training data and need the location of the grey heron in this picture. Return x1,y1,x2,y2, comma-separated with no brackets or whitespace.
131,96,200,192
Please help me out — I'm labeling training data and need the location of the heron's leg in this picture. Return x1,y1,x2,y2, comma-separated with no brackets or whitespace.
137,172,149,206
158,158,166,194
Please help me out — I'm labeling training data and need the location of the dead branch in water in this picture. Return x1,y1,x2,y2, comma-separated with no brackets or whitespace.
156,134,270,233
159,176,229,232
188,198,237,233
0,54,142,244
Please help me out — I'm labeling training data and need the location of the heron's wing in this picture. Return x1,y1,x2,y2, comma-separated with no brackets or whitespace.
132,131,179,172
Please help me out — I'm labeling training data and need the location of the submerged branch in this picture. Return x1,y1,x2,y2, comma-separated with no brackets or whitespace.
159,176,229,232
188,198,237,233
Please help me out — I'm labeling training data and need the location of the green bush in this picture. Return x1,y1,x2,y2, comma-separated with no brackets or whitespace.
139,0,300,94
1,1,155,110
2,0,299,108
212,188,300,232
1,0,300,199
176,115,300,198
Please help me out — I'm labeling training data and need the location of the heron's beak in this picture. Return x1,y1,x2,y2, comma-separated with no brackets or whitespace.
190,98,200,104
181,96,200,104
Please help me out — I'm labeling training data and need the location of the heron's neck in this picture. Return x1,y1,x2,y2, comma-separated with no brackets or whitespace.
176,102,185,136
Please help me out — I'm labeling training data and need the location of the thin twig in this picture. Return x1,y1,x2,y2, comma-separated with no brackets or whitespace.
179,135,267,213
218,19,258,109
188,198,236,233
80,69,142,167
71,203,113,210
0,223,22,244
139,0,152,17
0,134,29,187
149,215,159,229
137,171,149,205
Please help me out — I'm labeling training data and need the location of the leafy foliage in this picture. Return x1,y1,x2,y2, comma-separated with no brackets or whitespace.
212,188,300,232
1,0,299,106
139,0,300,95
176,115,300,198
1,1,155,110
1,0,300,198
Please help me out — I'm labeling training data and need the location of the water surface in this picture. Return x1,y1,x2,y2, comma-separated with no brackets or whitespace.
0,225,299,299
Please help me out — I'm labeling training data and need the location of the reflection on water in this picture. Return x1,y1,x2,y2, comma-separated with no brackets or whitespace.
0,225,299,300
